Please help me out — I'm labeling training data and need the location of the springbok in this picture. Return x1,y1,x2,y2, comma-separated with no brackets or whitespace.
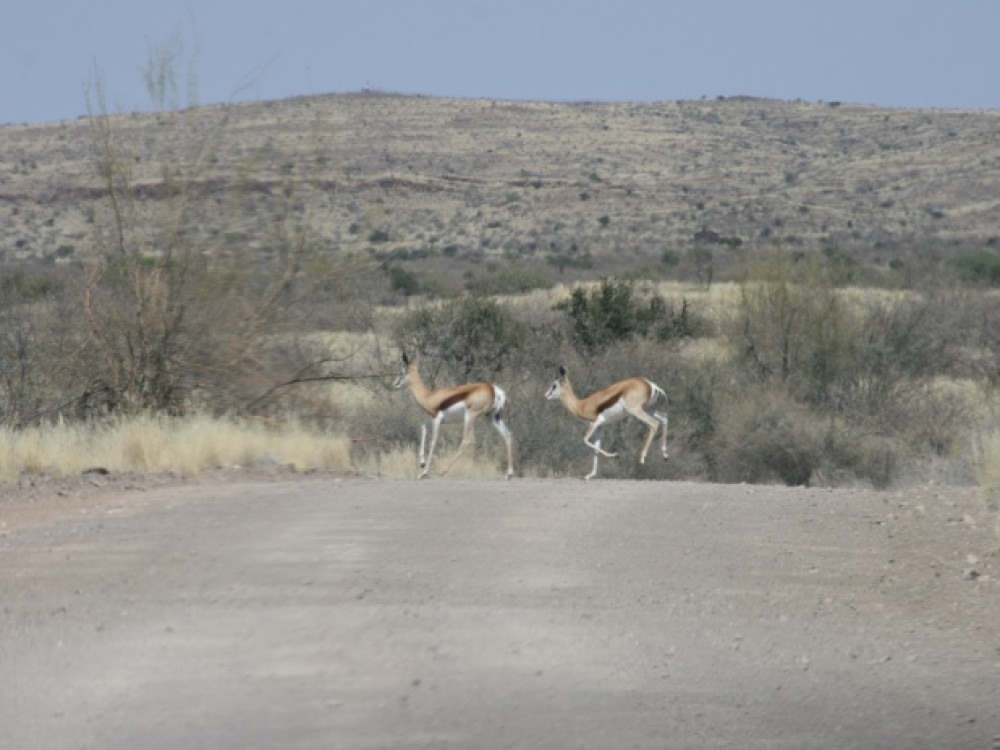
545,365,668,480
393,353,514,479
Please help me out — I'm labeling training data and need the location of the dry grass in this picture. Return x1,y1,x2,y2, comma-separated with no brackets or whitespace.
975,429,1000,511
0,412,521,483
973,428,1000,547
0,415,353,482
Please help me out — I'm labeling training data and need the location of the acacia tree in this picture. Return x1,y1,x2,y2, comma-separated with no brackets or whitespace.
735,248,859,405
63,49,365,418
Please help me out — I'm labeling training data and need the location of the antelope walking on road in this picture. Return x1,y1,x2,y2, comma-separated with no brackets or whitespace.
545,365,668,480
394,354,514,479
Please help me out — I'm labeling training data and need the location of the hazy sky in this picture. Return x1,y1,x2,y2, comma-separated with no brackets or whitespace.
3,1,999,124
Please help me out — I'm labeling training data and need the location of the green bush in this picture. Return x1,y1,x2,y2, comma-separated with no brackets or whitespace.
948,252,1000,285
387,266,420,296
661,249,681,268
555,277,705,354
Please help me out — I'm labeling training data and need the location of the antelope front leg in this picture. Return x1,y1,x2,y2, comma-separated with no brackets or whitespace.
491,413,515,480
585,439,602,480
420,416,444,479
418,423,428,471
655,411,669,459
639,423,659,464
583,422,617,458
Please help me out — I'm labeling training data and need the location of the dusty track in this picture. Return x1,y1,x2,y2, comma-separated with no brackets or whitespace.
1,474,998,749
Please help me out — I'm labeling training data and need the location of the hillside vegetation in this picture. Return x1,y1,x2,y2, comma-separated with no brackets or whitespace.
3,93,1000,282
2,93,1000,497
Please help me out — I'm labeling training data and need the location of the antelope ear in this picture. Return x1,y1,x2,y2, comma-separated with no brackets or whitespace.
401,352,410,366
558,365,567,378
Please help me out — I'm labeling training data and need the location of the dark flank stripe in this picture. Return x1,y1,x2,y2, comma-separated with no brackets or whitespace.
596,392,622,414
438,383,491,413
438,391,468,412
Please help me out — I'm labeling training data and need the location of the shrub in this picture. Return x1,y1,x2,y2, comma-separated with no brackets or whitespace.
387,266,420,296
825,431,906,490
0,268,62,302
708,390,826,485
0,269,68,425
661,249,681,267
393,295,528,380
547,252,594,273
468,267,553,295
733,248,861,405
702,382,913,488
555,277,705,354
45,53,371,420
948,251,1000,285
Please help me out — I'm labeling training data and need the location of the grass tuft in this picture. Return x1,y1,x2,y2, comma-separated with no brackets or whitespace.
0,415,353,482
973,428,1000,547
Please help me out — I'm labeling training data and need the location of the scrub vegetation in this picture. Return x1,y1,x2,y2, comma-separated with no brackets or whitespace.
2,54,1000,522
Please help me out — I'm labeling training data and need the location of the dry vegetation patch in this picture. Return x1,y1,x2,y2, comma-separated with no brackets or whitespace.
0,416,352,482
4,94,1000,284
3,92,1000,538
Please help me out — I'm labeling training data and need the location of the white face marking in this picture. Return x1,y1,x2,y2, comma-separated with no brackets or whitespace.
545,380,562,400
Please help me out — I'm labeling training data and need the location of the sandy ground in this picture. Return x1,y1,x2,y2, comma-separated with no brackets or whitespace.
1,469,999,750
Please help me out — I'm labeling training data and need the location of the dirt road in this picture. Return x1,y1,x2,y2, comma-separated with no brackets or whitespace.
1,473,998,749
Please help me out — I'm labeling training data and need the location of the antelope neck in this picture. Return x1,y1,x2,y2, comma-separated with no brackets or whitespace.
406,366,436,409
560,378,588,419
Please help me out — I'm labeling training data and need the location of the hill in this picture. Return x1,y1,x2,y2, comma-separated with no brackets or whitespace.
2,92,999,287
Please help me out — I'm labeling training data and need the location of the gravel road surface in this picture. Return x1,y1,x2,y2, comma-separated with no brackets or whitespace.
2,474,998,749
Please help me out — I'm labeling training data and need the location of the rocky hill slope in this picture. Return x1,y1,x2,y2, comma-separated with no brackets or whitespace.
2,93,999,282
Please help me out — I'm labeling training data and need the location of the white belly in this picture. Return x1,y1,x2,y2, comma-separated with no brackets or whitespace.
582,400,627,427
438,402,468,422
